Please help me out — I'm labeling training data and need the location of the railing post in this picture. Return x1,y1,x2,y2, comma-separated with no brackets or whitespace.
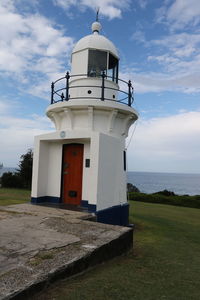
65,71,70,101
128,80,132,107
61,93,65,101
51,82,54,104
101,71,105,101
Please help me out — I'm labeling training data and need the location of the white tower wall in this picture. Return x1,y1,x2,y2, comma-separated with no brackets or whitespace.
69,78,118,102
97,133,126,211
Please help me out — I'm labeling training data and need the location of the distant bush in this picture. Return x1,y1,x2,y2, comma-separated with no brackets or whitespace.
128,192,200,209
1,149,33,189
1,172,23,188
154,189,176,196
16,149,33,189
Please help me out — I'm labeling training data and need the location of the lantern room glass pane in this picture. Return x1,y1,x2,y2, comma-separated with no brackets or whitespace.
108,53,119,83
88,50,107,77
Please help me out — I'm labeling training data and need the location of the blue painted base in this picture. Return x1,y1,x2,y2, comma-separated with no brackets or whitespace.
96,203,129,226
31,196,60,204
31,197,129,226
81,200,96,213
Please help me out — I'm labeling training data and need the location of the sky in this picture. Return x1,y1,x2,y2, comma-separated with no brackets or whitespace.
0,0,200,174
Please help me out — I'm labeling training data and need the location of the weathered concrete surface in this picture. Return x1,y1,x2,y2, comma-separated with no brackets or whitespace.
0,204,133,300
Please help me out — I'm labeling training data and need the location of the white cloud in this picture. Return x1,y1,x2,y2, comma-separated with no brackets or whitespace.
0,99,53,167
129,30,200,94
156,0,200,29
152,33,200,58
127,111,200,173
121,68,200,94
53,0,78,11
167,0,200,28
137,0,147,9
0,127,50,167
131,30,147,45
0,100,12,114
53,0,131,19
0,0,74,99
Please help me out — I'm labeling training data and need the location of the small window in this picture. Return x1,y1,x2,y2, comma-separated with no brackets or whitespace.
85,159,90,168
123,151,126,171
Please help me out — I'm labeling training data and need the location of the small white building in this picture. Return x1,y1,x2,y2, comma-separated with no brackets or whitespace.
31,21,138,226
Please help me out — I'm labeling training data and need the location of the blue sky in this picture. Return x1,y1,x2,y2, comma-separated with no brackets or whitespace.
0,0,200,173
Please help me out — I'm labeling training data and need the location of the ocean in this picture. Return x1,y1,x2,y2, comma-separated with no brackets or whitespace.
127,171,200,196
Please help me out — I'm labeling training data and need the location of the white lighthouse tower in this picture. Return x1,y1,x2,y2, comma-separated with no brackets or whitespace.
31,20,138,226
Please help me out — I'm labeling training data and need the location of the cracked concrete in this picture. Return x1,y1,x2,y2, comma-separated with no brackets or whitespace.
0,204,133,300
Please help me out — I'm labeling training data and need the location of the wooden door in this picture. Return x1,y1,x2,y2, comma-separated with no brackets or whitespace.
62,144,84,205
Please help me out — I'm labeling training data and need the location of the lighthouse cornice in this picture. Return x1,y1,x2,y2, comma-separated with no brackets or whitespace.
46,99,138,137
46,99,138,117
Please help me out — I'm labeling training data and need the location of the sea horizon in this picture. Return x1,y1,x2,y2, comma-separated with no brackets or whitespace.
1,167,200,176
128,170,200,176
0,168,199,196
127,171,200,196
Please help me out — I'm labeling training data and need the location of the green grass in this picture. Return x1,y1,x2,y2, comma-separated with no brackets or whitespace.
30,251,55,266
0,188,30,206
32,201,200,300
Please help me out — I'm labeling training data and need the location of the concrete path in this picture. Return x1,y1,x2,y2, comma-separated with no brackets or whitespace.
0,204,133,300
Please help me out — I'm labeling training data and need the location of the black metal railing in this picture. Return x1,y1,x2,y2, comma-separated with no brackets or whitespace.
51,72,134,107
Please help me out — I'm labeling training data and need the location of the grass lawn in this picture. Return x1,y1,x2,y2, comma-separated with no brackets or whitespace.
33,201,200,300
0,188,30,206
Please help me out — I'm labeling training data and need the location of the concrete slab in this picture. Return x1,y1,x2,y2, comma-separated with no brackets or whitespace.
0,204,133,300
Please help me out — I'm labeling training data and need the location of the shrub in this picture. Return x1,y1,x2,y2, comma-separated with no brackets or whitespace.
1,172,23,188
154,189,176,196
128,192,200,209
1,149,33,189
16,149,33,189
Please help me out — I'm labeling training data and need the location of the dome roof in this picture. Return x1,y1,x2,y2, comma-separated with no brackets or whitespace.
72,31,119,58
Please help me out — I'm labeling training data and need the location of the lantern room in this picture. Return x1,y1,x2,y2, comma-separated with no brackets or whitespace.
71,22,119,81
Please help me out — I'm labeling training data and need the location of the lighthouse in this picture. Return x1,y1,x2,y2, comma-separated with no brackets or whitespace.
31,20,138,226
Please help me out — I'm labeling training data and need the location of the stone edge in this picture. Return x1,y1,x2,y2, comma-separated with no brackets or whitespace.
7,227,133,300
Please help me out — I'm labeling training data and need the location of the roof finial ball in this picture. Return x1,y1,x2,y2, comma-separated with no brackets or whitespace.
91,21,102,34
92,8,102,33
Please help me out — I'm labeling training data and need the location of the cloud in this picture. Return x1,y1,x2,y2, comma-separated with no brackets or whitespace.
127,111,200,173
156,0,200,29
129,29,200,94
0,100,12,114
53,0,131,19
152,32,200,58
137,0,147,9
0,0,74,99
0,98,53,167
131,30,147,45
121,68,200,94
168,0,200,28
0,127,50,167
